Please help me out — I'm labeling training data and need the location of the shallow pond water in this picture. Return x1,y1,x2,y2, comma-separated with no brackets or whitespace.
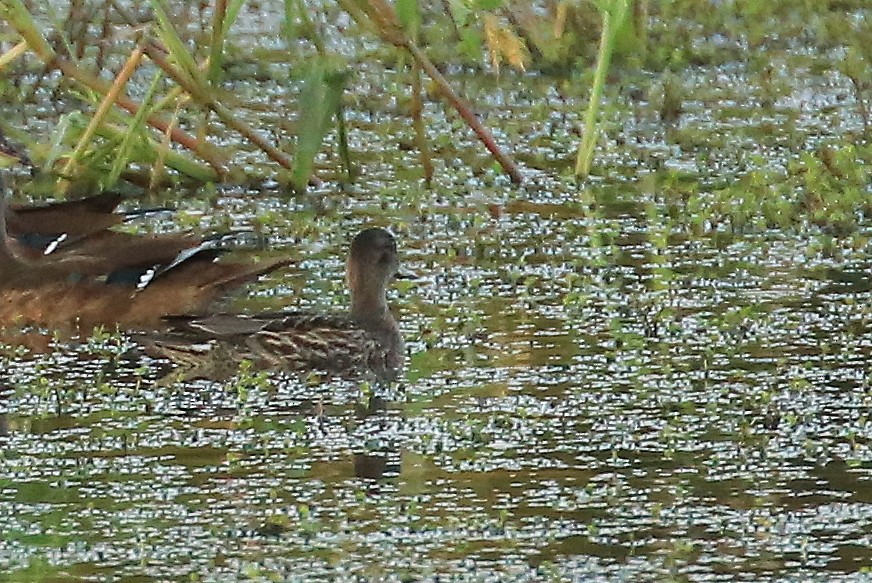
2,2,872,581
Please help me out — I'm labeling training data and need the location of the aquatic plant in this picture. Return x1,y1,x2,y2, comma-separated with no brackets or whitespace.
574,0,629,180
0,0,528,192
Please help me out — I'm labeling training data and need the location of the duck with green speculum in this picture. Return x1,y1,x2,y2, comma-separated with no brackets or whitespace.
143,227,408,381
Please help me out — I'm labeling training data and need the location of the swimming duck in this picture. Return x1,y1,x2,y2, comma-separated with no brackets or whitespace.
144,227,406,381
6,190,125,256
0,188,292,332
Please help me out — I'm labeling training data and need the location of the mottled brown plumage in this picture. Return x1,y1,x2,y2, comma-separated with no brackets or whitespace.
144,228,406,381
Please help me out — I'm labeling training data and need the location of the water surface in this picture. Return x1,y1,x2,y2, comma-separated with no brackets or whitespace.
1,2,872,581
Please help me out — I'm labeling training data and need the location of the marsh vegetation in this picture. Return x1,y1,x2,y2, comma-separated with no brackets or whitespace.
0,0,871,580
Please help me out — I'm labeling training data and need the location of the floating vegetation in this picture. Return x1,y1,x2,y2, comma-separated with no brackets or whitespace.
0,0,870,581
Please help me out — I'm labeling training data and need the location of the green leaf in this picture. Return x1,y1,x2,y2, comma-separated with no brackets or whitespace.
108,70,164,187
291,59,349,191
207,0,247,83
281,0,301,42
148,0,205,85
474,0,503,11
446,0,470,25
396,0,421,36
224,0,247,33
458,27,482,61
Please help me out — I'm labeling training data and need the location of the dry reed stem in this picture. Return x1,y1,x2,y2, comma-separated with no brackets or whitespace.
0,41,28,71
337,0,523,184
61,42,147,179
145,42,299,174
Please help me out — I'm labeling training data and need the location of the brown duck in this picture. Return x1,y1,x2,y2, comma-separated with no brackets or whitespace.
144,227,406,381
6,190,127,255
0,190,292,332
3,189,193,264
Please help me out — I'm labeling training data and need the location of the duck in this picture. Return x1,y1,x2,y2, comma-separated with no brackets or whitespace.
0,186,293,333
5,190,126,256
3,189,190,264
143,227,406,381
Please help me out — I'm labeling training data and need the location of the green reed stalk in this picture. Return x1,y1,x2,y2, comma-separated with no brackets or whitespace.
574,0,628,180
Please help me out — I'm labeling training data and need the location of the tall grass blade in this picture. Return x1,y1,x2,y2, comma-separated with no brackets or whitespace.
148,0,204,85
0,41,28,71
43,114,76,174
396,0,421,36
108,70,164,187
207,0,229,84
0,0,55,60
207,0,247,84
150,105,182,194
291,59,348,192
61,43,146,185
574,0,628,180
92,123,218,183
